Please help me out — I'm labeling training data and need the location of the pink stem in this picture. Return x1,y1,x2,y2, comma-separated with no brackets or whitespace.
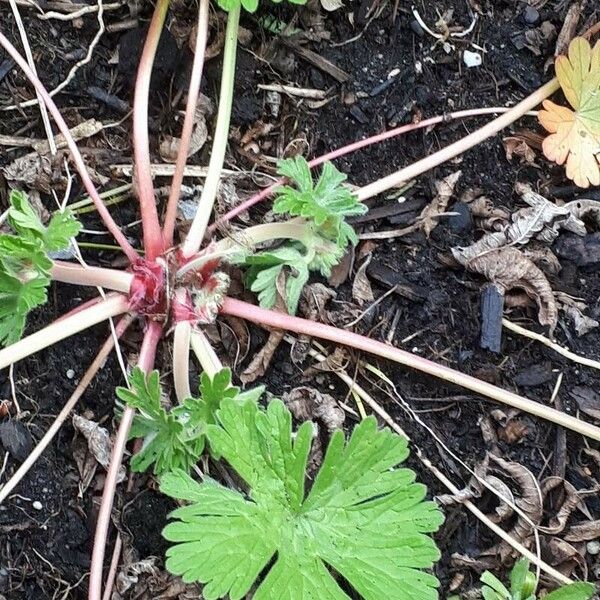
0,33,138,264
0,294,130,369
221,298,600,441
132,0,170,260
162,0,210,248
88,320,162,600
210,106,522,230
51,261,133,293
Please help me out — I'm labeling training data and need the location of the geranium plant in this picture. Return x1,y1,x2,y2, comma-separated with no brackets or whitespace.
0,6,599,600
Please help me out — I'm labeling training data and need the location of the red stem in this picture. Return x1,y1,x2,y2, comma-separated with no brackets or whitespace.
132,0,170,260
162,0,210,248
209,107,519,231
0,33,139,264
88,320,162,600
221,298,600,441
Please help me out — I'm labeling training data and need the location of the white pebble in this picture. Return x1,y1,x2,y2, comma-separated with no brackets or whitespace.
32,501,43,510
66,369,75,379
587,541,600,555
463,50,482,68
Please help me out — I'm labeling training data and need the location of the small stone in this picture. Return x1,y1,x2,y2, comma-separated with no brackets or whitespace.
66,369,75,379
32,500,43,511
523,5,539,25
587,541,600,555
410,19,424,37
463,50,482,68
447,202,472,233
349,105,369,124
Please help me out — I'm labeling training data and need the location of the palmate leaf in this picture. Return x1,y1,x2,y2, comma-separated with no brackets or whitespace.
118,367,264,475
161,399,444,600
538,37,600,188
274,156,367,247
0,190,80,347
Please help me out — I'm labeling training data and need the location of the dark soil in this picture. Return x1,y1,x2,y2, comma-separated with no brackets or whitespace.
0,1,599,598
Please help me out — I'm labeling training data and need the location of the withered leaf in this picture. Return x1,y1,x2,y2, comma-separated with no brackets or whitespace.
565,519,600,542
420,170,461,237
452,245,558,331
352,255,374,306
283,386,345,433
540,476,586,535
569,386,600,420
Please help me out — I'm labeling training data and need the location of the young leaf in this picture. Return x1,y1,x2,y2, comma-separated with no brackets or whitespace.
216,0,304,14
118,367,263,475
0,191,80,347
544,583,596,600
161,399,443,600
117,368,203,475
244,247,309,314
274,156,367,247
538,37,600,188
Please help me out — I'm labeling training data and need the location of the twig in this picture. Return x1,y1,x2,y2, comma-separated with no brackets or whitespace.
1,0,106,112
257,83,327,99
502,319,600,372
38,0,122,20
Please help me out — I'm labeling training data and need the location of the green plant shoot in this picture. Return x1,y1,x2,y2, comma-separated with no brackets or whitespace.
160,398,443,600
0,190,81,345
116,367,262,474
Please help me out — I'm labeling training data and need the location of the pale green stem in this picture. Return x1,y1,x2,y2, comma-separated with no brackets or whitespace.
181,4,241,257
190,329,222,376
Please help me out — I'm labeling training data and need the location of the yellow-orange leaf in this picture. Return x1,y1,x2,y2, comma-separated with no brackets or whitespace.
538,37,600,188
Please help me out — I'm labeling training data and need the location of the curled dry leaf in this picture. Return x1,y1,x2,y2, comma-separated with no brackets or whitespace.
469,196,510,231
293,283,337,364
540,476,587,535
565,519,600,543
538,37,600,188
73,414,126,483
556,293,599,336
503,136,538,165
352,255,374,306
483,454,543,561
453,245,558,330
544,537,588,579
283,386,345,433
419,170,461,237
522,246,561,275
159,94,214,163
240,271,287,384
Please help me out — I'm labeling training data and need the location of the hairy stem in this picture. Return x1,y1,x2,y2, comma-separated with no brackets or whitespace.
162,0,210,247
211,106,532,229
88,320,162,600
0,294,129,369
51,261,133,293
181,4,241,257
0,33,138,263
355,79,559,201
178,222,310,277
221,298,600,441
0,315,133,504
133,0,170,260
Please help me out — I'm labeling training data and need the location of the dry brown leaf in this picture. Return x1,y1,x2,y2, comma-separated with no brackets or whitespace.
283,386,345,433
569,386,600,420
563,198,600,227
522,246,561,275
240,271,287,384
73,414,126,483
352,255,374,306
503,136,538,165
484,454,543,561
565,519,600,542
453,246,558,330
540,476,585,535
544,537,588,579
469,196,510,231
328,247,355,288
159,94,214,163
419,170,462,237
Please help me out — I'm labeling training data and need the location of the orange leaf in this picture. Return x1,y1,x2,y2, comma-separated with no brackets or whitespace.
538,38,600,188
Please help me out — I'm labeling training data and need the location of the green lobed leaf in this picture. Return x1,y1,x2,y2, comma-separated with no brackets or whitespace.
118,367,263,475
545,583,596,600
0,190,80,347
161,399,444,600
